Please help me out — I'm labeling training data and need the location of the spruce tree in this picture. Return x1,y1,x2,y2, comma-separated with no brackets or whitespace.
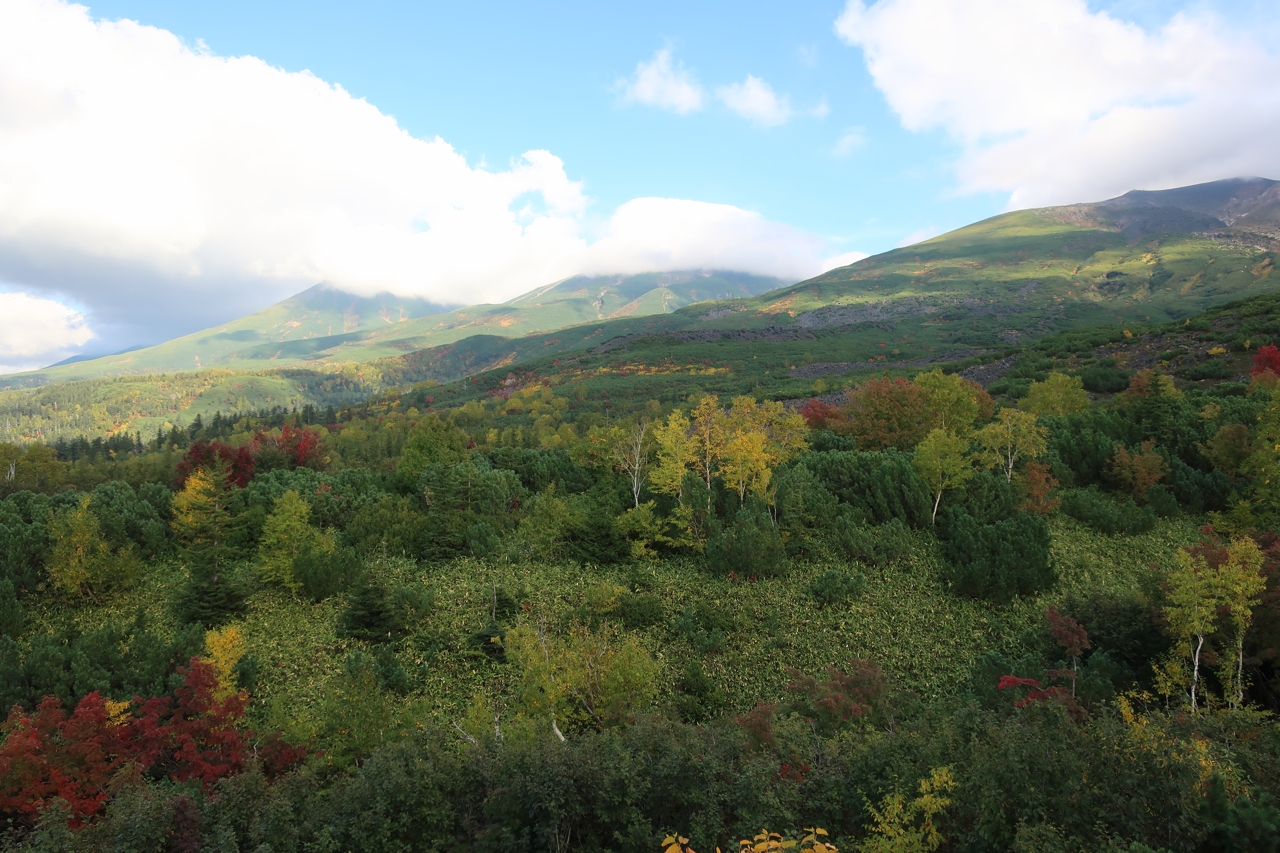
171,458,246,627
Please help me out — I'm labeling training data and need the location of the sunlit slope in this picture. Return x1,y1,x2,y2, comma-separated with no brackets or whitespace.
2,271,784,388
368,197,1280,387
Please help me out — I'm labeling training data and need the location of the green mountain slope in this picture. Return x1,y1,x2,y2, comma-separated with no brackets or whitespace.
2,271,786,388
366,177,1280,388
2,177,1276,444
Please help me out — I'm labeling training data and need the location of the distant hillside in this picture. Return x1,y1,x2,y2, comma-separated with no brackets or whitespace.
3,177,1277,443
356,177,1280,388
1,271,786,388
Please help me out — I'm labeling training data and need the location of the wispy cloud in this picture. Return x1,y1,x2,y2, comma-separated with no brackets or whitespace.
716,75,794,127
831,127,866,157
616,49,705,114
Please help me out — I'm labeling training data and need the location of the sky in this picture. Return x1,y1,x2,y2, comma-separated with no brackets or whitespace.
2,0,1279,373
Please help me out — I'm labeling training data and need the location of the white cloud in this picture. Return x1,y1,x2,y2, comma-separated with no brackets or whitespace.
0,1,847,358
819,250,870,271
616,49,704,114
580,198,832,280
831,127,866,157
716,76,795,127
0,292,93,373
834,0,1280,207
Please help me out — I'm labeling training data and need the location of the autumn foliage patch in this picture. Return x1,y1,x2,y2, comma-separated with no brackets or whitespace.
0,659,304,828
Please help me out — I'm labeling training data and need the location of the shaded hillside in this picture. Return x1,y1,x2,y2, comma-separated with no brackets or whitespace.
366,179,1280,388
3,178,1277,443
2,271,785,387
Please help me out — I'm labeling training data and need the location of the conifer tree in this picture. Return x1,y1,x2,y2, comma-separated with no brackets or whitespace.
171,459,246,627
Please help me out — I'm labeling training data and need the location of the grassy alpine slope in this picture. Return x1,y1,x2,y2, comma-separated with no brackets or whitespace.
1,178,1276,446
3,271,787,387
6,261,1280,849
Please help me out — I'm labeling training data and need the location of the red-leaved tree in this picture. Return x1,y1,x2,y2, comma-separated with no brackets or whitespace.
174,441,255,490
838,377,930,450
798,398,842,431
250,424,326,472
1252,344,1280,378
0,660,305,828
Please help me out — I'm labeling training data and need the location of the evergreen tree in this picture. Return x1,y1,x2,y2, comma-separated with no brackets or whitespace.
337,575,401,643
171,459,246,627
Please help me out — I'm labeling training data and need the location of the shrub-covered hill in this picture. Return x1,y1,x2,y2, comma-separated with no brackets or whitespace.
2,271,787,388
22,517,1199,735
2,179,1277,447
5,327,1280,849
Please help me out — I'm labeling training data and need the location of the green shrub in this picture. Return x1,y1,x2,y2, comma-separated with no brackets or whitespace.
801,449,932,528
829,513,911,570
706,498,788,578
1080,366,1130,393
1147,485,1179,519
808,569,866,609
293,545,362,602
939,511,1054,604
1176,359,1233,381
617,591,664,629
775,463,839,558
1060,488,1156,535
669,602,733,654
464,522,501,558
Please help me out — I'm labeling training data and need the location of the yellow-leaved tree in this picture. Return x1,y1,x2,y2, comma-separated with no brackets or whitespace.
204,625,247,701
47,495,138,600
1160,535,1267,712
505,620,659,740
1020,373,1091,417
650,409,694,503
258,490,333,592
719,396,809,502
914,369,994,433
974,409,1047,482
858,767,957,853
912,429,974,524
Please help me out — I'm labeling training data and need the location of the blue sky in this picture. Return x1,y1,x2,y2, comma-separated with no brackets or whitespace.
1,0,1278,371
87,0,993,255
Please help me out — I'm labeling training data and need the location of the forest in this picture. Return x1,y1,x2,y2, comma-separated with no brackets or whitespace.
2,308,1280,852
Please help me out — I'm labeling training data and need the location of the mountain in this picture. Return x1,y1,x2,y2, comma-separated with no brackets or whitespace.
357,177,1280,389
2,271,788,387
2,177,1276,443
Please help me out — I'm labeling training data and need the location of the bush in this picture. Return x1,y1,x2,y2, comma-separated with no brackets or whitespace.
706,498,788,578
617,592,664,629
464,522,501,559
801,449,932,528
939,511,1055,604
293,545,362,602
808,569,866,609
1080,366,1131,393
669,602,734,654
344,496,429,559
1177,359,1234,381
829,513,911,570
775,463,839,558
950,469,1018,525
1147,484,1179,518
1060,488,1156,535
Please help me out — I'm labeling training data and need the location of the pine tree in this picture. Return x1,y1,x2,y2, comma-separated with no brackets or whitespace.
171,459,246,627
337,576,401,643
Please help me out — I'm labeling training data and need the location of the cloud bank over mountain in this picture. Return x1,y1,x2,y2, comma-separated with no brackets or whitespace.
835,0,1280,208
0,0,847,365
